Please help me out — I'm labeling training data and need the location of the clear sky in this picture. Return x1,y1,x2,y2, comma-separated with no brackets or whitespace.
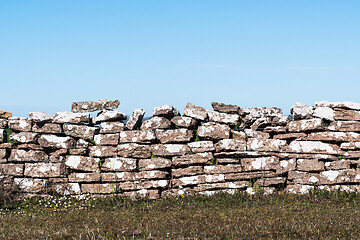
1,1,359,117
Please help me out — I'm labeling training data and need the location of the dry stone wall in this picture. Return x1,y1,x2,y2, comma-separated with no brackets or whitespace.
2,99,360,199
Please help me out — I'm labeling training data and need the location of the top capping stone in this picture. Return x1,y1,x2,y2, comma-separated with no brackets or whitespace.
71,99,120,113
29,112,54,123
211,102,240,114
315,101,360,110
152,105,180,118
183,103,208,121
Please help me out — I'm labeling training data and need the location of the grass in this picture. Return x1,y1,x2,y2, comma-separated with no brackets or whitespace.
0,190,360,239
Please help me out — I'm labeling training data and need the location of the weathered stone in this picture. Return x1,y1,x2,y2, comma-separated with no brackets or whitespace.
0,164,23,176
81,183,116,194
94,134,119,145
271,115,290,126
247,138,287,152
296,159,324,171
69,148,87,155
89,146,117,157
187,141,215,153
28,112,53,123
32,123,62,133
287,119,324,132
38,135,76,149
63,124,97,140
198,122,230,140
172,152,213,166
24,163,62,177
276,158,296,174
0,149,6,161
121,189,160,200
71,99,120,113
119,130,156,143
0,129,5,143
250,117,272,130
184,103,208,121
340,142,360,150
344,151,360,158
286,184,314,194
224,171,278,181
54,183,81,195
100,122,125,133
138,158,171,170
240,107,283,118
9,149,48,162
255,177,286,186
288,171,321,185
288,141,342,155
76,139,89,148
204,164,242,174
242,157,279,171
101,170,168,182
14,178,47,193
0,110,12,119
118,179,169,191
0,119,8,128
101,157,136,172
307,131,360,142
290,102,314,120
319,170,355,185
65,156,100,171
172,175,206,187
9,132,38,143
194,181,249,191
117,143,151,158
273,132,307,140
151,144,191,157
208,111,239,126
92,110,126,124
263,126,287,134
315,101,360,110
125,109,145,130
211,102,240,114
313,107,335,121
325,160,350,170
171,116,198,129
140,117,171,130
244,129,270,140
54,112,90,124
152,105,179,118
155,129,194,143
215,158,240,164
215,139,246,152
231,130,247,141
328,121,360,132
172,166,204,177
334,109,360,121
0,143,13,149
8,117,32,132
68,172,101,182
214,151,273,158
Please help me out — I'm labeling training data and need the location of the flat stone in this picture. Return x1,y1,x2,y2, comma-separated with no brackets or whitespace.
89,146,117,157
340,142,360,150
215,158,240,164
151,144,191,157
32,123,62,133
325,160,350,170
14,178,47,193
155,129,194,143
204,164,242,174
65,156,100,171
244,129,270,140
171,116,198,129
68,172,101,182
250,117,272,130
197,122,230,140
328,121,360,132
286,184,314,194
211,102,240,114
71,99,120,113
273,133,307,140
118,143,151,158
53,112,90,124
319,169,355,185
194,181,250,192
215,139,246,152
0,143,13,149
255,177,286,187
287,119,324,132
231,130,247,141
0,149,6,161
9,149,48,162
24,163,62,177
208,111,239,126
121,189,160,200
138,158,171,171
172,152,213,167
288,141,342,155
119,130,156,143
28,112,54,123
276,158,296,174
0,163,24,176
8,117,32,132
313,107,335,121
101,157,137,171
288,171,321,185
187,141,215,153
0,129,5,143
152,105,179,118
183,103,208,121
125,109,145,130
81,183,116,194
172,175,206,188
0,110,12,119
315,101,360,110
296,159,325,171
100,122,125,133
224,171,278,181
63,124,97,140
54,183,81,195
240,107,283,118
0,119,8,128
76,139,90,148
92,110,126,124
140,117,171,130
118,180,169,191
271,115,290,126
290,102,314,120
69,148,87,155
101,171,168,182
307,131,360,142
334,109,360,121
242,157,279,171
247,138,287,152
263,126,287,134
9,132,38,143
94,134,119,145
344,151,360,158
38,135,76,149
172,166,204,177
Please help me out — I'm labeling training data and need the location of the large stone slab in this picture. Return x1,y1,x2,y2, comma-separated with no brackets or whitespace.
32,123,62,133
313,107,335,121
65,156,100,171
340,142,360,150
287,119,324,132
138,158,171,170
151,144,191,156
24,163,62,177
244,129,270,140
215,139,246,152
54,112,90,124
241,157,279,171
315,101,360,110
172,166,204,177
247,138,287,152
0,110,12,119
334,109,360,121
296,159,325,171
68,172,101,182
172,175,206,187
155,129,194,144
290,102,314,120
287,171,321,185
172,152,213,167
140,117,171,130
101,157,137,171
208,111,239,126
9,149,48,162
328,121,360,132
307,131,360,142
89,146,117,157
94,134,119,145
63,124,97,140
100,122,125,133
92,110,126,124
38,135,76,149
288,141,342,155
125,109,145,130
28,112,54,123
81,183,116,194
211,102,239,114
118,180,169,191
118,143,151,158
119,130,156,143
171,116,198,129
183,103,208,121
204,164,242,174
101,171,168,182
152,105,179,118
8,117,32,132
273,133,307,140
9,132,38,143
14,178,47,193
255,177,286,187
0,163,24,176
71,99,120,113
325,160,350,170
187,141,215,153
197,122,230,140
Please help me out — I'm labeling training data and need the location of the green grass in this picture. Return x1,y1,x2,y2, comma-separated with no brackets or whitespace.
1,190,360,239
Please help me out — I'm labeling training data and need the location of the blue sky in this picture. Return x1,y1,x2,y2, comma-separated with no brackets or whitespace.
1,1,359,117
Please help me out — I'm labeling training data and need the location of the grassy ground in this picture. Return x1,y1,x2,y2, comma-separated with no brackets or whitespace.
0,190,360,239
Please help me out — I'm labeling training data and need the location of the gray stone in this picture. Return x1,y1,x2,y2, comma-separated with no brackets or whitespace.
288,141,342,155
117,143,151,158
211,102,240,114
328,121,360,132
287,119,324,132
296,159,324,171
28,112,54,123
119,130,156,143
273,133,307,140
244,129,270,140
125,109,145,130
255,177,286,187
187,141,215,153
8,117,32,132
151,144,191,157
9,149,48,162
32,123,62,133
100,122,125,133
81,183,116,194
63,124,97,140
92,110,126,124
71,99,120,113
307,131,360,142
152,105,179,118
118,180,169,191
172,152,213,167
172,175,206,188
197,122,230,140
313,107,335,121
215,139,246,152
172,166,204,177
155,129,194,143
340,142,360,150
101,171,168,182
0,129,5,143
325,160,350,170
94,134,119,145
0,119,8,128
171,116,198,129
65,156,100,171
247,138,287,152
290,102,314,120
24,163,63,177
208,111,239,126
14,178,47,193
101,157,137,171
242,157,279,171
204,164,242,174
250,117,272,130
231,130,247,141
263,126,287,134
0,163,24,176
140,116,171,130
334,109,360,121
315,101,360,110
183,103,208,121
54,112,90,124
138,158,171,171
68,172,101,182
89,146,117,157
38,135,76,149
9,132,38,143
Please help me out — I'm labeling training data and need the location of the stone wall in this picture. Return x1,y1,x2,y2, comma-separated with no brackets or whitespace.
1,100,360,199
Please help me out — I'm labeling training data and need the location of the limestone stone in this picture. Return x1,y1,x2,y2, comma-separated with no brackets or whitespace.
313,107,335,121
172,166,204,177
138,158,171,170
38,135,76,149
68,172,101,182
271,115,290,126
183,103,208,121
211,102,240,114
214,151,272,158
187,141,215,153
0,110,12,119
118,179,169,191
0,164,24,176
194,181,250,192
9,149,48,162
197,122,230,140
315,101,360,110
101,170,168,182
125,109,145,130
92,110,126,124
0,119,8,128
8,117,32,132
244,129,270,140
290,102,314,120
319,170,355,185
54,112,90,124
121,189,160,200
63,124,97,140
28,112,54,123
76,139,89,148
263,126,287,134
286,184,314,194
231,130,247,141
54,183,81,195
224,171,278,181
69,148,87,155
118,143,151,158
307,131,360,142
14,178,47,193
288,141,342,155
240,107,283,118
94,134,119,145
250,117,272,130
255,177,286,187
119,130,156,143
0,129,5,143
32,123,62,133
171,116,198,129
215,139,246,152
242,157,279,171
276,158,296,174
100,122,125,133
287,119,324,132
340,142,360,150
172,152,213,167
328,121,360,132
65,156,100,171
204,164,242,174
334,109,360,121
151,144,191,156
172,175,206,187
24,163,63,177
102,157,137,172
81,183,116,194
287,171,321,185
89,146,117,157
0,149,6,161
296,159,324,171
325,160,350,170
0,143,13,149
215,158,240,164
71,99,120,113
155,129,194,144
8,132,37,144
247,138,287,152
344,151,360,158
152,105,179,118
273,133,307,140
208,111,239,126
140,117,171,130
